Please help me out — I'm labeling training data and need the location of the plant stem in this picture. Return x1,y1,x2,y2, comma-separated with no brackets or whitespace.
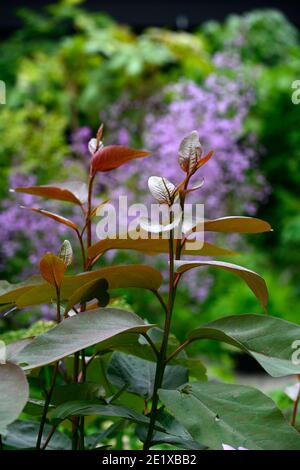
165,339,190,365
291,387,300,427
86,172,95,251
143,333,159,358
55,285,61,323
75,229,87,270
37,287,61,450
143,209,176,450
36,362,59,450
72,351,80,450
152,289,168,314
72,169,95,449
41,424,58,450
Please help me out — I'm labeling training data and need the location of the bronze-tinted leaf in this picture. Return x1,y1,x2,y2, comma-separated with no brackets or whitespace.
91,145,151,173
195,149,214,170
174,260,268,311
88,238,236,259
39,253,67,288
0,265,163,308
197,216,272,234
12,181,88,206
65,278,110,315
21,207,78,230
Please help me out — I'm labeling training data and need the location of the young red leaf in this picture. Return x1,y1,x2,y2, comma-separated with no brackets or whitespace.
20,207,78,231
195,149,214,170
39,253,67,289
11,182,88,206
91,146,151,173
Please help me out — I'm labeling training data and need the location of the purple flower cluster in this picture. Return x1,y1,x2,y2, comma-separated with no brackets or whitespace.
101,75,267,217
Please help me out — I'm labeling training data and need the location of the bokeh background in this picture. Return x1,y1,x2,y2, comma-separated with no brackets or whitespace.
0,0,300,382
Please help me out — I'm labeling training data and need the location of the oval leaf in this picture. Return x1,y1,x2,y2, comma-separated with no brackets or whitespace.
159,382,300,450
91,145,151,173
12,181,88,206
186,314,300,377
191,216,272,234
0,362,29,434
175,260,268,311
39,253,67,288
148,176,176,205
11,308,154,370
178,130,203,173
88,238,236,259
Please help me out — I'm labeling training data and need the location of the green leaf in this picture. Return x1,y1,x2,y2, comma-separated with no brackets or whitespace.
0,265,163,308
3,420,71,450
51,383,106,406
136,409,205,450
85,422,123,449
175,260,268,311
10,308,154,370
107,352,188,399
159,382,300,450
0,362,29,434
186,314,300,377
174,357,207,381
51,400,154,427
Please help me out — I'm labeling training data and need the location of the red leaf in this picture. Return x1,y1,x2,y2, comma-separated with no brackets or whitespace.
12,182,88,206
91,145,151,173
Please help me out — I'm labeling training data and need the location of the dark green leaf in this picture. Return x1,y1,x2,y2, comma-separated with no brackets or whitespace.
136,409,205,450
107,352,188,399
3,420,71,450
187,314,300,377
159,382,300,450
11,308,154,370
50,400,156,428
51,383,106,406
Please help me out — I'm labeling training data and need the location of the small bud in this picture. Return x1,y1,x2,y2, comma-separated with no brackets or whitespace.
59,240,73,267
178,130,203,174
148,176,176,205
88,138,103,155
